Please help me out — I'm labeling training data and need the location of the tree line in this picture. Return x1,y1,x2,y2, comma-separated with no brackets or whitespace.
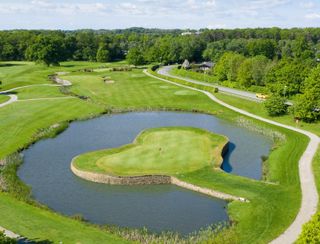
0,28,319,121
1,28,320,65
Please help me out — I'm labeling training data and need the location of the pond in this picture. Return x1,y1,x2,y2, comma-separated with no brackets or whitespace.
18,112,271,234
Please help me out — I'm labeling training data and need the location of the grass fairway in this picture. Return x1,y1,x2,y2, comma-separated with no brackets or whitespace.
73,127,227,176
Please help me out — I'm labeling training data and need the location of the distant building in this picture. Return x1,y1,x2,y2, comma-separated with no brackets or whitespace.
199,61,215,71
182,59,190,69
181,31,202,36
181,32,193,36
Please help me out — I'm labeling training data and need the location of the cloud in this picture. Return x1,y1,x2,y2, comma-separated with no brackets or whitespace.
300,1,316,9
305,12,320,19
0,1,110,15
0,0,319,29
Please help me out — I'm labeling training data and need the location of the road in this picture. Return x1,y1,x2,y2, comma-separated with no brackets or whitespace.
158,66,293,105
146,69,319,244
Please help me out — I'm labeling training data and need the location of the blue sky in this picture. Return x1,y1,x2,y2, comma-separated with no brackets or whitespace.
0,0,319,30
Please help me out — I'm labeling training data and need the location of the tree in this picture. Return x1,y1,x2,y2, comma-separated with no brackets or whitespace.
293,65,320,122
238,55,270,87
264,95,288,116
203,40,227,62
214,52,245,82
227,53,245,81
96,44,110,62
25,34,65,66
126,47,145,65
247,39,277,59
264,59,312,96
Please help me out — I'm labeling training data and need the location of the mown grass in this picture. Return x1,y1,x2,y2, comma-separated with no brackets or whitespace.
0,61,126,90
0,99,104,158
0,61,310,243
0,95,10,104
73,127,227,176
62,69,230,115
16,86,68,100
313,147,320,211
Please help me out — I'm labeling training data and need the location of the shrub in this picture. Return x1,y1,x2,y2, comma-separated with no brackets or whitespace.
264,95,288,116
0,231,17,244
151,64,160,71
297,212,320,243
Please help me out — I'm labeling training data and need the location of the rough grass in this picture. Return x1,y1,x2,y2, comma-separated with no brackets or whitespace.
73,127,227,176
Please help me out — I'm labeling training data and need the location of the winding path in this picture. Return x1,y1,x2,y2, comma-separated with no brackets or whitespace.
145,69,320,244
0,80,73,109
0,94,17,108
159,66,293,105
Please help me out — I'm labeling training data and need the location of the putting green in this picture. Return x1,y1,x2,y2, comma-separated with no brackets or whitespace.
72,127,228,177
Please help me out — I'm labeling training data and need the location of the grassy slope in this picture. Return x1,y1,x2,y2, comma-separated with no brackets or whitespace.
73,127,227,176
0,194,128,244
0,62,309,243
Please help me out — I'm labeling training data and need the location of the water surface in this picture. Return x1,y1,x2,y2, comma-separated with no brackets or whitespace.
18,112,271,234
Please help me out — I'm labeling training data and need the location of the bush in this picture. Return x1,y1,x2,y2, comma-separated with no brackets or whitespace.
264,95,288,116
0,231,17,244
151,64,160,72
297,212,320,243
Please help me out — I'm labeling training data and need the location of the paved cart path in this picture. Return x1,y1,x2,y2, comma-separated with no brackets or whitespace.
159,66,293,105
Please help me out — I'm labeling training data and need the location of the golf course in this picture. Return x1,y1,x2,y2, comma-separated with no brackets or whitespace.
0,60,318,244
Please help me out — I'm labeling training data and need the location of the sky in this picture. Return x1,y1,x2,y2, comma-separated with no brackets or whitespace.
0,0,319,30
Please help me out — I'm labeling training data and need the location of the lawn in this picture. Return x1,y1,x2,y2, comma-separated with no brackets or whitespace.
0,95,10,104
0,61,311,243
313,146,320,210
73,127,227,176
